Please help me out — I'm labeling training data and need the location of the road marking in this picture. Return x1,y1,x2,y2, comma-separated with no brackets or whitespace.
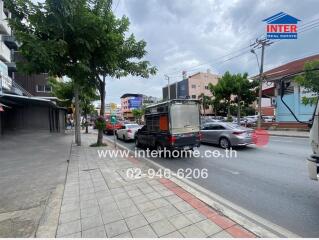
221,167,240,175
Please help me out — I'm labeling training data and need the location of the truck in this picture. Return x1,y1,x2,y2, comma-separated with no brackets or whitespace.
279,76,319,181
135,99,201,152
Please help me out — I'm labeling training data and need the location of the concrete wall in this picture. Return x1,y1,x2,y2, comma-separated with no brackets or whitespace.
276,89,315,122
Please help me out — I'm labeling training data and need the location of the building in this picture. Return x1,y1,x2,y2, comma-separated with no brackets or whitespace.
0,1,66,135
13,52,53,98
120,93,143,120
142,95,160,106
162,70,219,114
261,54,319,123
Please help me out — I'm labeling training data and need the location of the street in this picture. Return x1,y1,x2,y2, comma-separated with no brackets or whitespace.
105,134,319,237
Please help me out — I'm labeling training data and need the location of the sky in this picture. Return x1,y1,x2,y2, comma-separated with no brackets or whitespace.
35,0,319,104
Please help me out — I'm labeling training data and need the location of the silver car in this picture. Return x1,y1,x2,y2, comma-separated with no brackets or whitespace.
201,122,253,148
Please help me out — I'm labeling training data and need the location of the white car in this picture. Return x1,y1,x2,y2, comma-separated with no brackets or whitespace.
116,123,142,141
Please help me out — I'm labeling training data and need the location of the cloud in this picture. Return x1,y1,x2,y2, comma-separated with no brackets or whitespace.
37,0,319,103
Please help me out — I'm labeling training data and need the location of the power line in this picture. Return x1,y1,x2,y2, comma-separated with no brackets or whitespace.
165,17,319,77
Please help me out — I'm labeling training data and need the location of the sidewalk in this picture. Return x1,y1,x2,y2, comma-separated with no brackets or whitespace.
55,133,257,238
268,130,309,138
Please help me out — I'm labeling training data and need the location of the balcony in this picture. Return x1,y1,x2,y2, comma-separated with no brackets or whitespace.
0,71,12,91
0,41,10,62
2,35,17,50
6,61,16,73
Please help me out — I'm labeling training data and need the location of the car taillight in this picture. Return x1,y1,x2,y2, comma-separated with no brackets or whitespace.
127,129,132,133
197,132,203,140
233,131,245,135
168,136,176,144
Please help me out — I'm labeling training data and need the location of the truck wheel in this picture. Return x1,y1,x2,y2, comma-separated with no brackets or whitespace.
219,137,230,149
135,138,141,148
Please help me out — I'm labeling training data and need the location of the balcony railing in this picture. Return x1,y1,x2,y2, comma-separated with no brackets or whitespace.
0,71,12,92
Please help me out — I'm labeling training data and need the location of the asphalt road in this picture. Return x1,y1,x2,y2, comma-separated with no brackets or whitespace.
105,134,319,237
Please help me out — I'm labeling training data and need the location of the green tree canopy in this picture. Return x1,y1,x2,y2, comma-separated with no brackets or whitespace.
295,60,319,106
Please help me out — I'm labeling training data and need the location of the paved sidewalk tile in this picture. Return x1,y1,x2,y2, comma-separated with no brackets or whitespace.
105,219,129,237
151,219,176,236
131,225,157,238
125,214,148,230
142,209,165,223
81,214,104,231
179,224,207,238
196,219,222,236
101,209,123,224
168,214,192,229
56,134,257,239
82,226,107,238
56,220,81,237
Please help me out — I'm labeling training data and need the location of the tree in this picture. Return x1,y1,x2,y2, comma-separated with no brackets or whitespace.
209,72,235,121
5,0,97,145
209,71,257,123
295,60,319,106
232,73,258,125
198,93,211,116
132,109,144,124
49,78,99,133
85,0,157,146
6,0,156,146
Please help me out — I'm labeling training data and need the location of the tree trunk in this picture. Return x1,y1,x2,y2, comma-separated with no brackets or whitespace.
74,83,81,146
85,112,89,134
97,76,106,146
237,95,241,125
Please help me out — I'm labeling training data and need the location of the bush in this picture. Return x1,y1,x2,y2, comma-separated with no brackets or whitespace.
95,116,106,130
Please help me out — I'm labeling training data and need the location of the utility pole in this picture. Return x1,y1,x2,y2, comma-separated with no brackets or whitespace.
164,75,170,100
251,38,272,128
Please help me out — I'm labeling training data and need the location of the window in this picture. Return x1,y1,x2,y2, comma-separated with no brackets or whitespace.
192,95,196,99
191,84,196,89
45,85,52,93
205,85,209,90
36,84,52,93
36,84,45,92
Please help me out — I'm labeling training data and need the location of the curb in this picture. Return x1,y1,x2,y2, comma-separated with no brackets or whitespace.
35,141,73,238
104,137,300,238
269,134,309,138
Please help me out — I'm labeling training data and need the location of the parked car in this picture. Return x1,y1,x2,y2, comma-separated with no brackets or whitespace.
104,121,124,135
262,115,275,122
135,99,201,152
201,122,253,148
116,123,142,141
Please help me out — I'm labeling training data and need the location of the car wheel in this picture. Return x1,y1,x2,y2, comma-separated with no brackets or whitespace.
219,137,231,149
135,138,141,148
156,144,163,152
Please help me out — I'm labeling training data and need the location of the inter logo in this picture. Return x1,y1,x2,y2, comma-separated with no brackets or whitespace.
263,12,300,39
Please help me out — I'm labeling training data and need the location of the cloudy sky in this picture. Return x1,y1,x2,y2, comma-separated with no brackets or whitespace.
101,0,319,104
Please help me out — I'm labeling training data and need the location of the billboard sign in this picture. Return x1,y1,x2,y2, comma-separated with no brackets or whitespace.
128,96,142,110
